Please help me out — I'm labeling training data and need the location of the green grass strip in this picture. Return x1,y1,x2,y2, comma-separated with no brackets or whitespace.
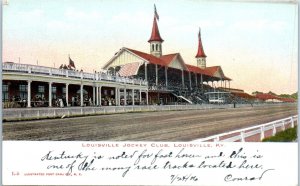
262,126,297,142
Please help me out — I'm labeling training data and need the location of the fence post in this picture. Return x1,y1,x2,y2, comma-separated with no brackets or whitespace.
240,131,245,142
291,117,294,128
281,120,285,131
272,124,276,136
214,136,220,142
260,126,264,141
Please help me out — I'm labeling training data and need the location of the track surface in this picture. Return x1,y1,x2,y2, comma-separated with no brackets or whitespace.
3,104,297,141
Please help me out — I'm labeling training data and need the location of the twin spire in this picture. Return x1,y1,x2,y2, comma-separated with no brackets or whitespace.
148,4,164,43
148,5,206,68
195,28,207,58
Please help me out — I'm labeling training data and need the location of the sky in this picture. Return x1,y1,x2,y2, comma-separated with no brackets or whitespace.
3,0,298,94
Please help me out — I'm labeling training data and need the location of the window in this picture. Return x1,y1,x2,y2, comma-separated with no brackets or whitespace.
37,85,45,99
156,44,158,51
19,84,27,92
52,86,57,93
152,44,154,51
2,85,8,101
38,86,45,93
19,85,28,100
52,86,57,99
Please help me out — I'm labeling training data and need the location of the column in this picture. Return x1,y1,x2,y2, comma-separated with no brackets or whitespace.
189,72,192,89
99,86,102,106
229,81,231,90
195,74,198,88
201,74,203,91
96,86,99,106
27,80,31,108
139,90,142,104
124,88,127,106
49,82,52,107
93,86,96,106
132,89,135,106
165,67,168,87
155,64,158,86
80,84,84,107
181,70,184,88
146,90,149,105
115,87,117,106
144,63,148,81
66,83,69,107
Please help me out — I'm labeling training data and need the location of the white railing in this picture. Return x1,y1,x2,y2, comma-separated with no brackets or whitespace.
3,62,147,87
193,115,298,142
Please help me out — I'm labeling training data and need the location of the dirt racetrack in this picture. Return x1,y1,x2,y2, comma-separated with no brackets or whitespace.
3,104,297,141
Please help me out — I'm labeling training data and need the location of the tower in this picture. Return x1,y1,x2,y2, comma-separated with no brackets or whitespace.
148,5,164,57
196,28,207,68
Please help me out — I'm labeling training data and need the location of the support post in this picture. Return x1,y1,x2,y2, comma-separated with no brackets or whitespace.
80,84,84,107
272,124,276,136
146,90,149,105
49,82,52,107
124,88,127,106
260,126,265,141
139,90,142,104
165,67,168,87
145,63,148,81
240,131,245,142
66,83,69,107
99,86,102,106
201,74,203,91
195,73,198,88
27,80,31,108
93,86,95,105
132,89,135,106
155,64,158,86
181,70,184,88
189,72,192,89
96,86,99,106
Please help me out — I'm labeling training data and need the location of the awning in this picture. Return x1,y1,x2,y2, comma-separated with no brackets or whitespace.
118,62,141,77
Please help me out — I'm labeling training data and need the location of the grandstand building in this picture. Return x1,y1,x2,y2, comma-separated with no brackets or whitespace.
103,6,232,105
2,62,148,108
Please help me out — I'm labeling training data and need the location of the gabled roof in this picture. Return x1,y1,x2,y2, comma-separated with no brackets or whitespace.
127,48,187,70
118,62,141,77
205,66,220,75
160,53,177,65
126,48,167,66
185,64,211,76
148,17,164,42
103,47,231,81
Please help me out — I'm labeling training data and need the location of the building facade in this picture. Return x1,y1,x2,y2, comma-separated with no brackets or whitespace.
103,6,232,105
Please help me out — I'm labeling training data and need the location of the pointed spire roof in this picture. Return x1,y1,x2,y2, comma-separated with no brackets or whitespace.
148,5,164,43
195,28,206,58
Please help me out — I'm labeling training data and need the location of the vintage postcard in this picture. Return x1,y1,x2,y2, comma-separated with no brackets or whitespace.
1,0,298,185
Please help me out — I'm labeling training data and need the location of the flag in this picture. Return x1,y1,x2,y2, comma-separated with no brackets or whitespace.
69,56,75,68
154,4,159,21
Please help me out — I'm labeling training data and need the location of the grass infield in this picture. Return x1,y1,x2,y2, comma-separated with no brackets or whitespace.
262,126,297,142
